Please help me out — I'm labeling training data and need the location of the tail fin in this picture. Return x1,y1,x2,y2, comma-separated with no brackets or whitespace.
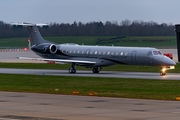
11,22,51,46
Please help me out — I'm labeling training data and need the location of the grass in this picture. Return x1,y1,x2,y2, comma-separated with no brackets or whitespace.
0,74,180,100
0,63,179,100
0,36,177,48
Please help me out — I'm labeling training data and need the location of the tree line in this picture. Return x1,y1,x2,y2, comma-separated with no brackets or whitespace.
0,20,176,38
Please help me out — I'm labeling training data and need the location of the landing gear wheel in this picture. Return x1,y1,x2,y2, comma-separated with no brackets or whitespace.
160,67,167,76
69,68,76,73
68,63,76,73
92,67,101,73
160,71,166,76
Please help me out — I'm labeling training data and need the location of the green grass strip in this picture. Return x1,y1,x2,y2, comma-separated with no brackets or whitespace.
0,74,180,101
0,36,176,48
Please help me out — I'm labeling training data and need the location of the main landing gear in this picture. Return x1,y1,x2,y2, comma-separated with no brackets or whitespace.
68,63,101,74
92,67,101,73
69,63,76,73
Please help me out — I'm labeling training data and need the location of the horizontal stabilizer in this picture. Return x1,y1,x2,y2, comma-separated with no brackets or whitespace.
18,57,96,64
10,22,48,27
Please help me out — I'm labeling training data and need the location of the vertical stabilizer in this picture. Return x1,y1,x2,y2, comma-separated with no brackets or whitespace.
11,22,51,46
27,25,50,46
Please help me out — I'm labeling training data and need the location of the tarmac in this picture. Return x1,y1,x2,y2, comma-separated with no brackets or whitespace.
0,68,179,80
0,92,180,120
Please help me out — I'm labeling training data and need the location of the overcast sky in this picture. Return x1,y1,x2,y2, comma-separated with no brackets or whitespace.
0,0,179,24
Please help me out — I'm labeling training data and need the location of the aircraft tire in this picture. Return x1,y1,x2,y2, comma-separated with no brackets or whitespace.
69,68,76,73
160,72,166,76
92,67,100,73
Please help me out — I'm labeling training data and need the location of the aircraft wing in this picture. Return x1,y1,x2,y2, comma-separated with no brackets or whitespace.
18,57,96,64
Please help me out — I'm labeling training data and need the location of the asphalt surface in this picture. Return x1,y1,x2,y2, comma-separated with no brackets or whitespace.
0,92,180,120
0,68,179,80
0,50,45,63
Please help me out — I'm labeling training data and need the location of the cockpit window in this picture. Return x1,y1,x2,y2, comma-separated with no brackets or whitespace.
153,51,162,55
147,51,152,56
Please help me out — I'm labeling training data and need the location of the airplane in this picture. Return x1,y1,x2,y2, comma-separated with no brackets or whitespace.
11,22,176,76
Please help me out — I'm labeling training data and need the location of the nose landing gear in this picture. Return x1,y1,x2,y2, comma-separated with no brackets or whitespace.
160,66,175,76
160,68,166,76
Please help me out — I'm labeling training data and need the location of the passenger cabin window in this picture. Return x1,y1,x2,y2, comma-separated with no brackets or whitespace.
120,52,123,56
95,51,98,54
153,51,162,55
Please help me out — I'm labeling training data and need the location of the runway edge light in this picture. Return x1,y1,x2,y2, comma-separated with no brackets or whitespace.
72,91,79,95
176,97,180,101
88,92,98,96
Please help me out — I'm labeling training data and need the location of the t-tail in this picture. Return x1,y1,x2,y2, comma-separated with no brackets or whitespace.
11,22,57,54
11,22,52,46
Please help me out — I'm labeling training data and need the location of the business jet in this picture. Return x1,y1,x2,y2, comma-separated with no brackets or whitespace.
11,22,176,76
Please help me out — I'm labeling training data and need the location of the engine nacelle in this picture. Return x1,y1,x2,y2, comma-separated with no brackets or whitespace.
49,44,57,54
31,43,58,54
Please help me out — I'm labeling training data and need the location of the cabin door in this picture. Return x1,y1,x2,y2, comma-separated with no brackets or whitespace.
131,51,137,64
86,49,90,57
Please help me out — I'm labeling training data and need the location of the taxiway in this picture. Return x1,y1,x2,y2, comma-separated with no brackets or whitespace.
0,92,180,120
0,68,179,80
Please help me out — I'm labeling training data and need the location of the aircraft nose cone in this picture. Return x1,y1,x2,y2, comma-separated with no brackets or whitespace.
170,60,176,66
164,56,176,66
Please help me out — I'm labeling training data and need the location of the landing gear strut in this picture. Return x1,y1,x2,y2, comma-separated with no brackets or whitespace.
92,67,101,73
69,63,76,73
160,68,166,76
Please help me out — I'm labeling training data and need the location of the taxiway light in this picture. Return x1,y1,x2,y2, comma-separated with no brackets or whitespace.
176,97,180,101
72,91,79,95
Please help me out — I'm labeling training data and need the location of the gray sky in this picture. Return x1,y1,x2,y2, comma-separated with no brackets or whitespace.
0,0,179,24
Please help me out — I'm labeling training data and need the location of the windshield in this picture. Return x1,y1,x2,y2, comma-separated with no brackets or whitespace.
153,51,162,55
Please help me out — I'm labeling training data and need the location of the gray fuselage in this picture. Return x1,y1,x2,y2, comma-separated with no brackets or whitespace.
32,43,175,67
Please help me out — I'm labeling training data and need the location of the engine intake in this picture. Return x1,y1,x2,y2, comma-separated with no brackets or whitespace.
49,44,57,54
